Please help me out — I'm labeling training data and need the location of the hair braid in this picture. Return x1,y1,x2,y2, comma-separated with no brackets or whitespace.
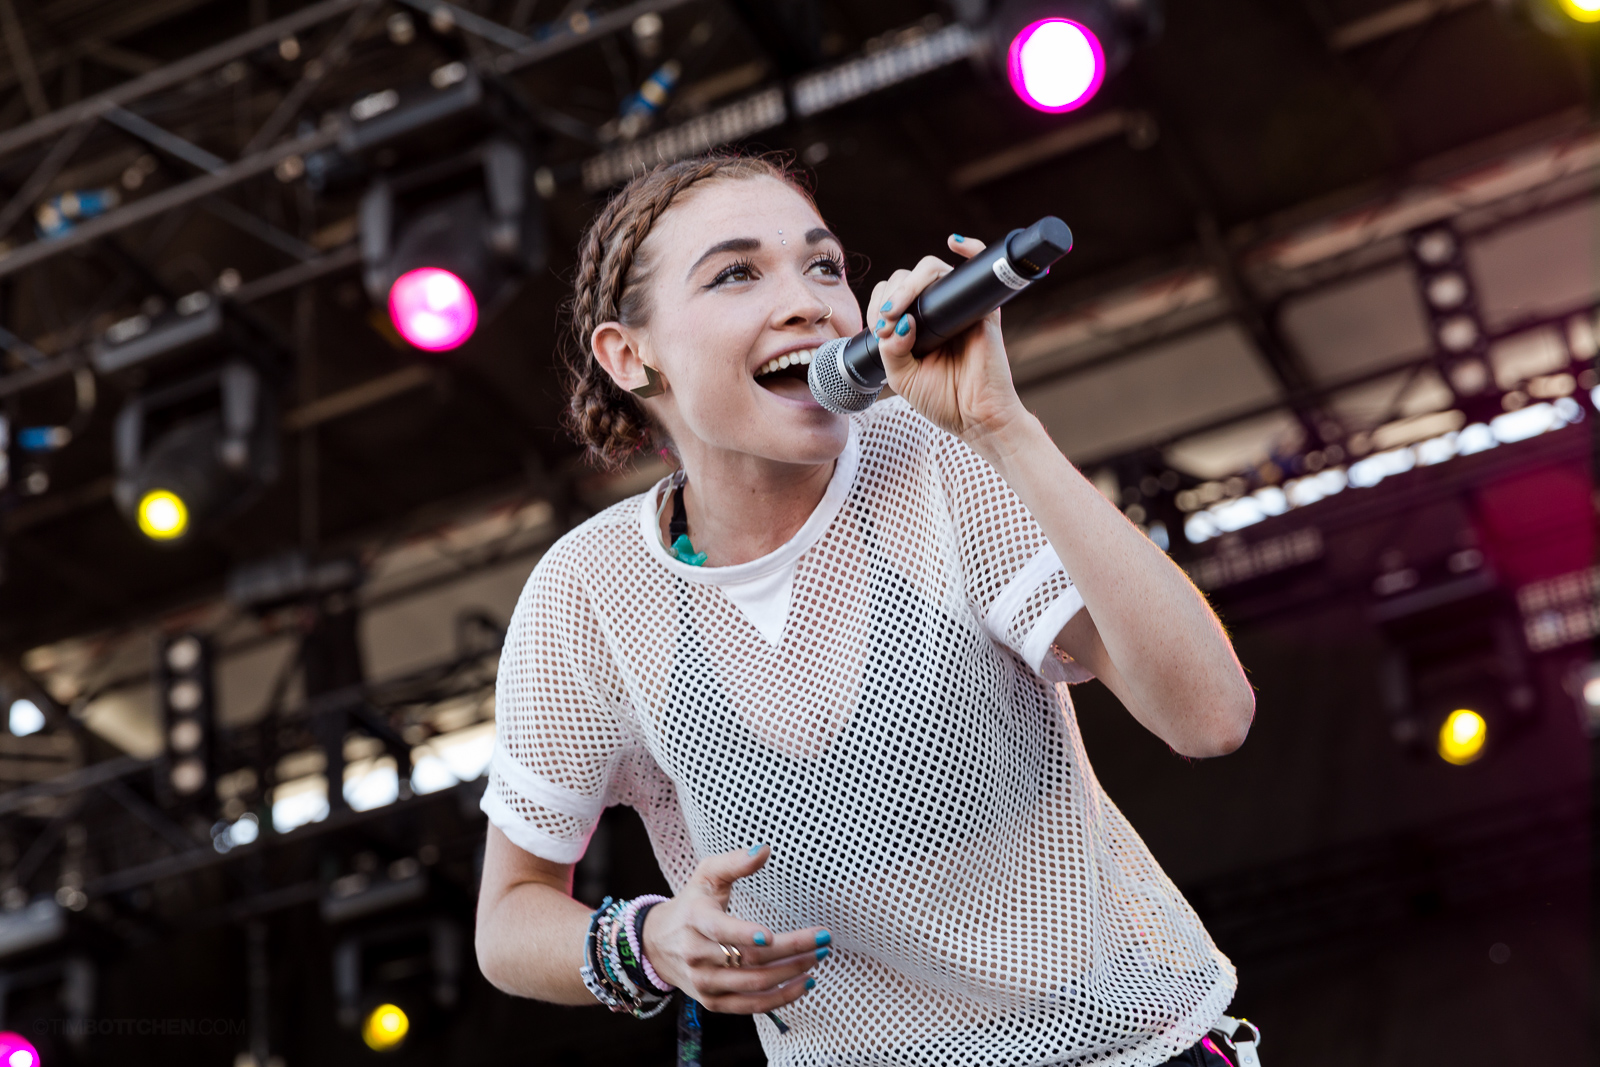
561,152,814,469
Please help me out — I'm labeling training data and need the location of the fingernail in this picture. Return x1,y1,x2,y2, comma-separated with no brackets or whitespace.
805,977,816,990
953,234,964,242
895,314,911,336
815,946,831,960
880,300,893,312
754,932,768,946
815,930,831,946
875,318,885,331
748,844,764,856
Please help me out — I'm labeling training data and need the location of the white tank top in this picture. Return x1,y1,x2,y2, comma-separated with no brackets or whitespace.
484,398,1235,1066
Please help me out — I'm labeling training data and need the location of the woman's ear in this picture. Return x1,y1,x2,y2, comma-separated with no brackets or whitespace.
591,321,662,396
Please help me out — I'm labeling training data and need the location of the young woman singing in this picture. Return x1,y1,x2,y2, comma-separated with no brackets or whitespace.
474,153,1255,1067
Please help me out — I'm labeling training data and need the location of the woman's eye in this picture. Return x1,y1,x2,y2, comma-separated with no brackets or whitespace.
808,256,845,278
712,262,756,286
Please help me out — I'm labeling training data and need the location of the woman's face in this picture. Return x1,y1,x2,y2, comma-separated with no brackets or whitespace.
610,176,862,467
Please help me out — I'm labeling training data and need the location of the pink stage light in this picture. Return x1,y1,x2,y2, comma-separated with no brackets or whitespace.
1006,18,1106,114
0,1032,40,1067
388,267,479,352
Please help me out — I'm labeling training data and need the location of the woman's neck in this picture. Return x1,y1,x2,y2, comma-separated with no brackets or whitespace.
666,446,837,566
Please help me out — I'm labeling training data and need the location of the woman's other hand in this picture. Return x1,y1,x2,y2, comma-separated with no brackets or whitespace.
641,844,829,1015
869,235,1029,445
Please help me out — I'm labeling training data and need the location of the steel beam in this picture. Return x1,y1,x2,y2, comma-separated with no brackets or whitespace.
0,0,362,159
0,123,338,280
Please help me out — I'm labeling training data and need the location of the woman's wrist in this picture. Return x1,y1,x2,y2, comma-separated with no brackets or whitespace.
962,405,1048,473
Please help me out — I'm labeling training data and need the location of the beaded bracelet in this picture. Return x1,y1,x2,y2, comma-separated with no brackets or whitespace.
579,895,675,1019
622,895,673,995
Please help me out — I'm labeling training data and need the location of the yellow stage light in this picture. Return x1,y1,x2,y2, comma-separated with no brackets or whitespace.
1437,708,1487,765
1559,0,1600,22
362,1003,409,1051
136,489,189,541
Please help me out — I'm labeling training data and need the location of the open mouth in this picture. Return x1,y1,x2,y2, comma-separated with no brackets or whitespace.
755,347,817,388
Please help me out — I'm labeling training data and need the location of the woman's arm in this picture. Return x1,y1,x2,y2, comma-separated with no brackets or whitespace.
872,238,1254,759
475,826,827,1010
970,415,1253,758
476,825,594,1002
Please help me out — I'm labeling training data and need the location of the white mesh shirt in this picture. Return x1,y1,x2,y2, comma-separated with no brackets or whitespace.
484,398,1235,1066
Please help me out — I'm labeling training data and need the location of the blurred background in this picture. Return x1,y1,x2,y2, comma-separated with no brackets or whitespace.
0,0,1593,1064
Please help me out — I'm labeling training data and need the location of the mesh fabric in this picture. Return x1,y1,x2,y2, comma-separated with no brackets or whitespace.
485,398,1234,1066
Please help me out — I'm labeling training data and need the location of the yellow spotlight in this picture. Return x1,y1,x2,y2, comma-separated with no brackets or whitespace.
362,1003,409,1051
1560,0,1600,22
1437,708,1487,765
136,489,189,541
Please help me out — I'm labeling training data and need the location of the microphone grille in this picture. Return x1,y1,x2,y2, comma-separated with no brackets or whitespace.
808,337,880,415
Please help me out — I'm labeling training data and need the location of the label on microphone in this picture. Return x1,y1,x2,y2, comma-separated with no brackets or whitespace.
992,257,1031,291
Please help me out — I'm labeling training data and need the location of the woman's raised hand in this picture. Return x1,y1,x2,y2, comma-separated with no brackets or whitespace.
869,236,1030,447
639,844,829,1014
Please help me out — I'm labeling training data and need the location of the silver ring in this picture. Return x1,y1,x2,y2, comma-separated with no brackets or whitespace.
818,305,833,322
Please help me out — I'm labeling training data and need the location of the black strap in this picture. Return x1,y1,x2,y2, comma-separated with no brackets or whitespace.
669,480,690,542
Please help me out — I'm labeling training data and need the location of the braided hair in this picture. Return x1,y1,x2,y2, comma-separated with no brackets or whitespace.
563,152,814,469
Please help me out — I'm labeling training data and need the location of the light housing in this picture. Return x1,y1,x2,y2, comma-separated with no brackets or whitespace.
136,489,189,540
362,1003,409,1051
1007,18,1106,113
1558,0,1600,22
387,267,479,351
113,361,279,544
360,139,545,355
1437,708,1487,765
992,0,1162,113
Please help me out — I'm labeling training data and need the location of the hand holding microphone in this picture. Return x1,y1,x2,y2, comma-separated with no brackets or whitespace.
807,217,1073,422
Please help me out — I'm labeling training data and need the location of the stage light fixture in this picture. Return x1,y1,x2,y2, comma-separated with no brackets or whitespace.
135,489,188,540
157,633,217,804
8,699,43,737
993,1,1160,114
114,361,278,544
1437,708,1487,765
1008,18,1105,113
387,267,478,352
1558,0,1600,22
0,1032,39,1067
361,140,546,355
362,1003,409,1051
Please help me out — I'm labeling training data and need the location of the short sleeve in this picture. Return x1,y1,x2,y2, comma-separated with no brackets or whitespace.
935,429,1094,682
481,548,632,864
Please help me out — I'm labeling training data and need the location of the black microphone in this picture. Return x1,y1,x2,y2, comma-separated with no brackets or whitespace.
807,217,1073,414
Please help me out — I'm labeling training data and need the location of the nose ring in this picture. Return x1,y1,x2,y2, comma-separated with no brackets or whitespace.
819,305,833,322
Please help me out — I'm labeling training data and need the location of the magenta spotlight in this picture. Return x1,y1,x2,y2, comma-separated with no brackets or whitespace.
1007,18,1106,113
388,267,479,352
0,1032,40,1067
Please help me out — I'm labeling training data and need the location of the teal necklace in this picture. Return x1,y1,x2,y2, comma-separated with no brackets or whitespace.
663,472,706,566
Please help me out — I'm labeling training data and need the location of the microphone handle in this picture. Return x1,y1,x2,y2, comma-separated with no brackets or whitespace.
839,228,1041,391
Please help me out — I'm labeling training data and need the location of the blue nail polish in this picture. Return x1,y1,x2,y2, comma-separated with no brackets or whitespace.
816,946,831,960
754,932,768,946
805,977,816,990
748,844,764,856
895,314,911,336
875,318,885,331
953,234,964,242
815,930,831,946
880,300,893,312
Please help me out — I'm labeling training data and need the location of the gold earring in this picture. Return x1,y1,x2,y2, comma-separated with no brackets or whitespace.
819,306,833,322
630,364,666,398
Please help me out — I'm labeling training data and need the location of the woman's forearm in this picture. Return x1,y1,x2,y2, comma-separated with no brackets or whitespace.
967,410,1254,757
475,826,593,1003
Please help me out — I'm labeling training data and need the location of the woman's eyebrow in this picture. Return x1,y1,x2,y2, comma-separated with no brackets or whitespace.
805,227,840,246
686,237,759,280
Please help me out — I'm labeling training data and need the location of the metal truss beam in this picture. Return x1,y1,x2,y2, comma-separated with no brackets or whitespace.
0,122,337,280
0,0,363,159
